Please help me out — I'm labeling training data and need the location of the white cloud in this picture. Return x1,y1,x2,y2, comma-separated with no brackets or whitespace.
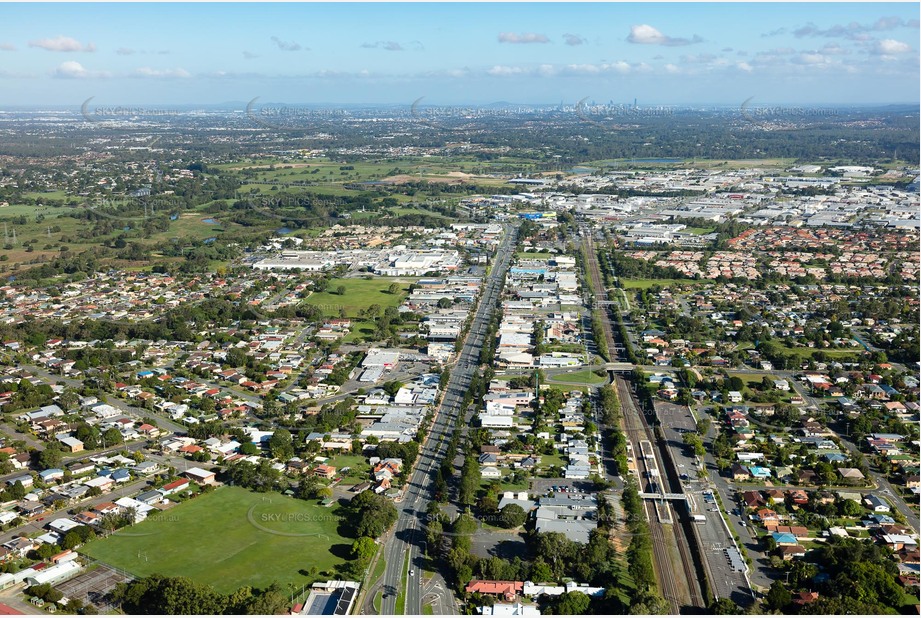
563,64,601,75
52,60,108,78
563,33,586,46
29,36,95,52
116,48,135,56
497,32,550,44
243,51,259,60
361,41,404,51
664,63,680,74
627,24,702,46
736,62,753,72
560,62,631,76
133,67,191,78
797,53,827,65
0,43,15,52
794,17,919,39
820,43,850,55
875,39,911,54
271,36,304,52
486,65,526,76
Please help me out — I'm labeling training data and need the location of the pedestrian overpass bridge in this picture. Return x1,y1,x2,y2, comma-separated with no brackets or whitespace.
639,492,687,501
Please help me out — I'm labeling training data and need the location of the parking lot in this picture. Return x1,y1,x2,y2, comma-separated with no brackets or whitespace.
652,401,754,606
529,478,595,496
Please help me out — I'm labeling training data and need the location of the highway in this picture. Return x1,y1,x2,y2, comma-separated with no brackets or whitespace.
378,223,519,615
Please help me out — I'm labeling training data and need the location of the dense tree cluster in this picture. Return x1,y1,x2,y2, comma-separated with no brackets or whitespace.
343,490,398,539
110,574,288,615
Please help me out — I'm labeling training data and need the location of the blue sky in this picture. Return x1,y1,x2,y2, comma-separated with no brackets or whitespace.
0,2,918,106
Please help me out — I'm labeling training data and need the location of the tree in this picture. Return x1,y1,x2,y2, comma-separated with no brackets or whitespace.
336,285,346,296
529,559,554,583
349,491,398,538
534,533,577,578
387,283,400,295
103,428,123,447
709,598,740,614
37,448,63,470
437,297,452,309
696,417,711,435
764,581,791,611
7,480,26,500
65,598,85,613
838,498,862,517
268,429,294,460
554,591,590,615
239,442,259,456
34,543,59,560
297,475,323,500
61,530,84,550
498,504,527,529
351,536,377,568
113,575,226,614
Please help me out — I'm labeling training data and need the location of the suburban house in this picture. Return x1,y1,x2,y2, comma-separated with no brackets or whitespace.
160,479,190,495
184,467,216,485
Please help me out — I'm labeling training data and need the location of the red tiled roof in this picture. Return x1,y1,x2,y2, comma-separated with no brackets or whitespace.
464,580,524,596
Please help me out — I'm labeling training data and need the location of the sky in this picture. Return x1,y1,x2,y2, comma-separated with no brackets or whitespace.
0,2,918,107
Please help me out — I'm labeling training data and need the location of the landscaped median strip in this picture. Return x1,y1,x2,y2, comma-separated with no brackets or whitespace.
395,548,411,614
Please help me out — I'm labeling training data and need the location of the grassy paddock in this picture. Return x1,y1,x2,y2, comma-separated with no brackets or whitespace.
548,369,607,385
303,278,412,317
621,278,699,290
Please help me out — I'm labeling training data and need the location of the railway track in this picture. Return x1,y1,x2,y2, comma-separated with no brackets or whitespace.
615,376,689,613
583,233,704,612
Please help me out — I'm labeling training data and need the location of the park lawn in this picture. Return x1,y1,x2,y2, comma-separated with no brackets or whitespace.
79,486,352,594
684,227,715,235
515,252,554,260
726,372,776,385
0,202,75,218
326,454,370,483
341,322,376,343
775,344,863,361
21,190,71,201
548,370,607,385
499,477,531,492
621,278,699,290
477,471,530,493
303,278,412,317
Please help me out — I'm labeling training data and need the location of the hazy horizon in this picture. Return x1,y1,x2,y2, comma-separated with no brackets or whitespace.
0,3,918,107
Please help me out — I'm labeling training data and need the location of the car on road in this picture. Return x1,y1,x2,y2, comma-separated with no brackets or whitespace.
409,570,415,576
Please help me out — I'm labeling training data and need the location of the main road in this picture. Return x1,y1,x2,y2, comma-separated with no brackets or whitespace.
378,223,519,615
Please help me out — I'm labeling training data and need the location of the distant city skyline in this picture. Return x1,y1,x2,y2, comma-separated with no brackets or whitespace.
0,2,918,106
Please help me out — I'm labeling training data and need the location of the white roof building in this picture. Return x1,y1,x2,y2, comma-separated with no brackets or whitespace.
480,603,541,616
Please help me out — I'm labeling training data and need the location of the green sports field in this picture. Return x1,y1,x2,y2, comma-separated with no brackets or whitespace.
79,486,352,594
